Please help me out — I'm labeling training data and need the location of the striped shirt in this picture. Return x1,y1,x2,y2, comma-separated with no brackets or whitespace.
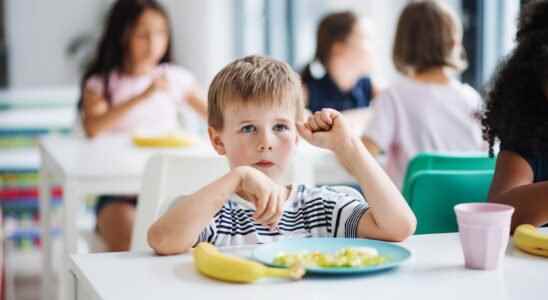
196,185,369,247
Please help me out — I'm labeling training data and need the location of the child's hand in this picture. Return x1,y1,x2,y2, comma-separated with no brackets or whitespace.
143,74,169,98
297,108,354,152
236,166,289,229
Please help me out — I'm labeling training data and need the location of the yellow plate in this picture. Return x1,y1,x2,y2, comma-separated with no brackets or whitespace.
132,134,194,148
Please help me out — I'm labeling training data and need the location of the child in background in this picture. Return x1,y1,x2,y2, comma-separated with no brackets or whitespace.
147,55,416,255
79,0,207,251
482,0,548,231
302,11,379,113
362,0,484,188
301,11,379,133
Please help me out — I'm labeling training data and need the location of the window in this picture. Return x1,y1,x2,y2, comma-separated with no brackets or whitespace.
234,0,294,63
461,0,519,88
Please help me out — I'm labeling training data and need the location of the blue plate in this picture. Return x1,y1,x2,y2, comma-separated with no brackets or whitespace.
253,238,411,274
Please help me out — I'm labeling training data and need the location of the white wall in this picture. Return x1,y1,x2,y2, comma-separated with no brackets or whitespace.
6,0,235,89
5,0,420,90
362,0,408,86
6,0,109,88
4,0,520,91
165,0,236,87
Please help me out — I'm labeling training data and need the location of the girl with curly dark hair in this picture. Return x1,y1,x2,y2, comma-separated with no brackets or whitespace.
483,0,548,231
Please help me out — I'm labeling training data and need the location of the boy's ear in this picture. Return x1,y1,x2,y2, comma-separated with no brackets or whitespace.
208,127,226,155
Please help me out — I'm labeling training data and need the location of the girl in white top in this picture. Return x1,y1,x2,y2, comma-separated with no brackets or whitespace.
362,0,484,188
79,0,207,251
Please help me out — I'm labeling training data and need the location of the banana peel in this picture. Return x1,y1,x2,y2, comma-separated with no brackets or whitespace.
132,134,194,148
192,242,305,283
513,224,548,257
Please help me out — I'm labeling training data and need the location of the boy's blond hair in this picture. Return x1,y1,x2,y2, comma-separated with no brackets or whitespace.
208,55,304,130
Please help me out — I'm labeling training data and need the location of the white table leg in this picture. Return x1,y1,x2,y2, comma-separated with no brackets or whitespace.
38,166,53,300
60,180,82,300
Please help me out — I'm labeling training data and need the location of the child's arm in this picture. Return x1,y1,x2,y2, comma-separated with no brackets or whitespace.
488,151,548,232
298,109,416,241
361,136,383,157
185,84,208,119
83,76,168,138
147,166,289,255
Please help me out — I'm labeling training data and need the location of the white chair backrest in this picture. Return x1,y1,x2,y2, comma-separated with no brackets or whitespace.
130,153,229,252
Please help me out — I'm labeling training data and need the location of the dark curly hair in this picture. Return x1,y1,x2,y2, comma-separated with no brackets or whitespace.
482,0,548,157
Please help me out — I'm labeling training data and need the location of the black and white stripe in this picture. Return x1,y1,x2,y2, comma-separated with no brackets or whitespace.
195,185,369,247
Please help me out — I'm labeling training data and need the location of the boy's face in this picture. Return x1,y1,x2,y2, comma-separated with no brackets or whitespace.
208,100,299,182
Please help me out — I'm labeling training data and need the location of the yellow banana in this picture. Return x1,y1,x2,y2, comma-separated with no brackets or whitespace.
132,134,194,148
192,242,305,283
513,224,548,257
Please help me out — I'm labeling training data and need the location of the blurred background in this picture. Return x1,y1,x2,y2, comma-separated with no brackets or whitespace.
2,0,520,90
0,1,525,300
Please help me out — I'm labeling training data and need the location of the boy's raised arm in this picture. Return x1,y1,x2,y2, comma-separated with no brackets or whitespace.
337,137,416,241
298,109,416,242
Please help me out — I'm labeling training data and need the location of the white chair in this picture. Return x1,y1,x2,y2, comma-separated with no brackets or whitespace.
130,154,230,252
130,151,315,252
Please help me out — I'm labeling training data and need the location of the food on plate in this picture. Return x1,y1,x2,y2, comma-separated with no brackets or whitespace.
273,247,388,268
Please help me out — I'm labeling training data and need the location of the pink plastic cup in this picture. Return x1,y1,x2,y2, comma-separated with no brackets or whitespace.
454,203,514,270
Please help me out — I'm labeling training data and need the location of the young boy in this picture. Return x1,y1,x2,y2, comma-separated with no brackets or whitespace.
148,55,416,255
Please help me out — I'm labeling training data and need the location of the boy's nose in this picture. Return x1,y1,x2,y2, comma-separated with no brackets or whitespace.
257,144,273,152
257,131,274,152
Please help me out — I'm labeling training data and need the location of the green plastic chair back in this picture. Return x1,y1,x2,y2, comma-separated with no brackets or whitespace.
402,152,495,200
407,170,494,234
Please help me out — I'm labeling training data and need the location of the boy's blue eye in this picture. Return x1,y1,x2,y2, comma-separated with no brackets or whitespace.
240,125,256,133
273,124,289,132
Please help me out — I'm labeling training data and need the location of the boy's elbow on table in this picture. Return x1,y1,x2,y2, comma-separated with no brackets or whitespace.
147,224,192,255
392,216,417,242
380,214,417,242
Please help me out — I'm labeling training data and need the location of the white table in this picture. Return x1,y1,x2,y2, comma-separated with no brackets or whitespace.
37,134,220,300
69,231,548,300
38,134,351,300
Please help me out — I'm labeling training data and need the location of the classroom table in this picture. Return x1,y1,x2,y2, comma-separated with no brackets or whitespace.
38,134,354,300
69,229,548,300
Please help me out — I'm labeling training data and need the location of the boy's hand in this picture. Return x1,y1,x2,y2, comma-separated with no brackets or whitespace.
297,108,354,152
236,166,289,228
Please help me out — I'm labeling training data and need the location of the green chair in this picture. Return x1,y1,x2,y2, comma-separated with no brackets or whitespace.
406,170,494,234
402,152,496,200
